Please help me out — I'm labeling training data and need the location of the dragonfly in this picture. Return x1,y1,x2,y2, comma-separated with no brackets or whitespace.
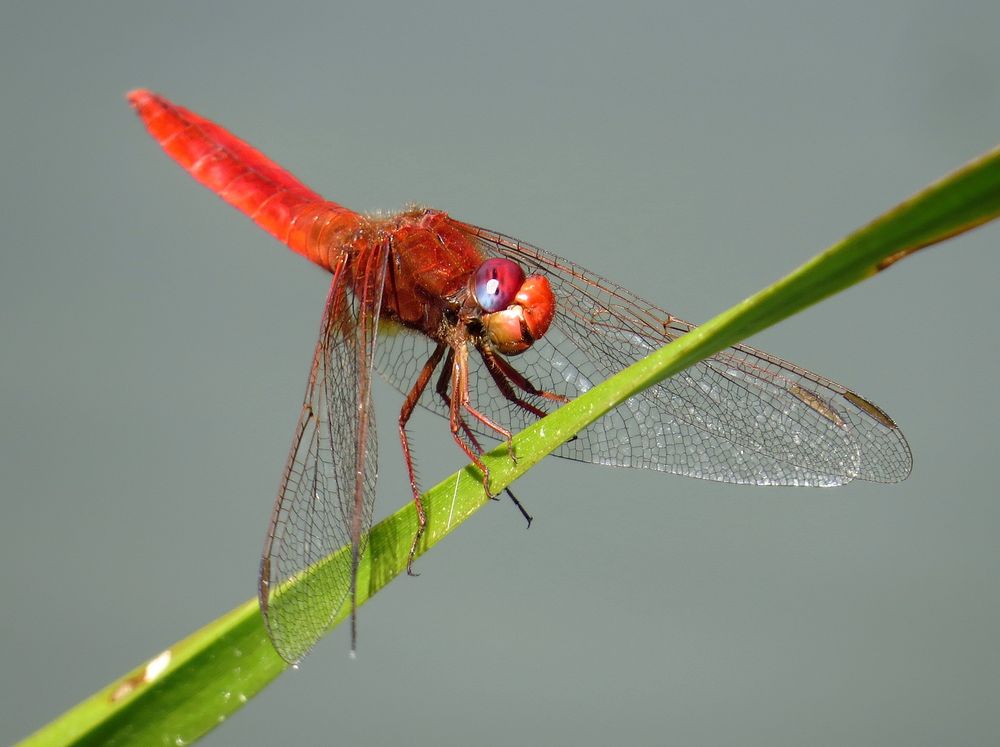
128,90,912,664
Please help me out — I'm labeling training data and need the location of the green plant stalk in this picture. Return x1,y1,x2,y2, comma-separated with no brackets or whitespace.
19,144,1000,746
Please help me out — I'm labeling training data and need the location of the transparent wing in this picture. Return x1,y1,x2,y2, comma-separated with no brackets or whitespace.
374,222,911,487
259,245,388,663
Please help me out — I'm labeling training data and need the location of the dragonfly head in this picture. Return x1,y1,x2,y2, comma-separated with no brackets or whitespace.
473,258,555,355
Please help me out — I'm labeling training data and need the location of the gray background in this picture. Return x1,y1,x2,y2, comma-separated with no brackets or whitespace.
2,2,999,745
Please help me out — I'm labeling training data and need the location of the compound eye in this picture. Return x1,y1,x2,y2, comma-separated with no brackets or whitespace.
474,258,525,312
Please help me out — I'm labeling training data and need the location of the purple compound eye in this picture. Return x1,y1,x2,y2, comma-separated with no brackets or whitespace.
473,258,525,312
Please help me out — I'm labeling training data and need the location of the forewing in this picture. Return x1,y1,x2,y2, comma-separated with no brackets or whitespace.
374,222,911,486
259,246,387,663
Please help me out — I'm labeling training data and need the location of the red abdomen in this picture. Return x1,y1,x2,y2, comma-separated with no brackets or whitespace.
128,89,362,272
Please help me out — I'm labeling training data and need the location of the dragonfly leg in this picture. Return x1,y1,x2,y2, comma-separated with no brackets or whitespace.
435,350,502,472
454,344,514,449
484,347,570,404
399,343,447,576
444,345,496,497
483,348,580,453
480,354,549,421
477,348,552,462
434,358,501,501
435,348,532,527
435,349,483,453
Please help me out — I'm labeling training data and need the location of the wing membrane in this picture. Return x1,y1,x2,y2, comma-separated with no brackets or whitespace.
374,223,911,486
259,244,388,663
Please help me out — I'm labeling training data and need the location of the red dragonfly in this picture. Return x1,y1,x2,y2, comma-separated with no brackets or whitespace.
128,90,911,664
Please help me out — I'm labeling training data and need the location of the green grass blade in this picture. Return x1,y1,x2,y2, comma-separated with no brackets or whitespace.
19,144,1000,746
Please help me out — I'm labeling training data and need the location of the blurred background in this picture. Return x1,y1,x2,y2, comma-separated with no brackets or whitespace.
2,2,999,745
